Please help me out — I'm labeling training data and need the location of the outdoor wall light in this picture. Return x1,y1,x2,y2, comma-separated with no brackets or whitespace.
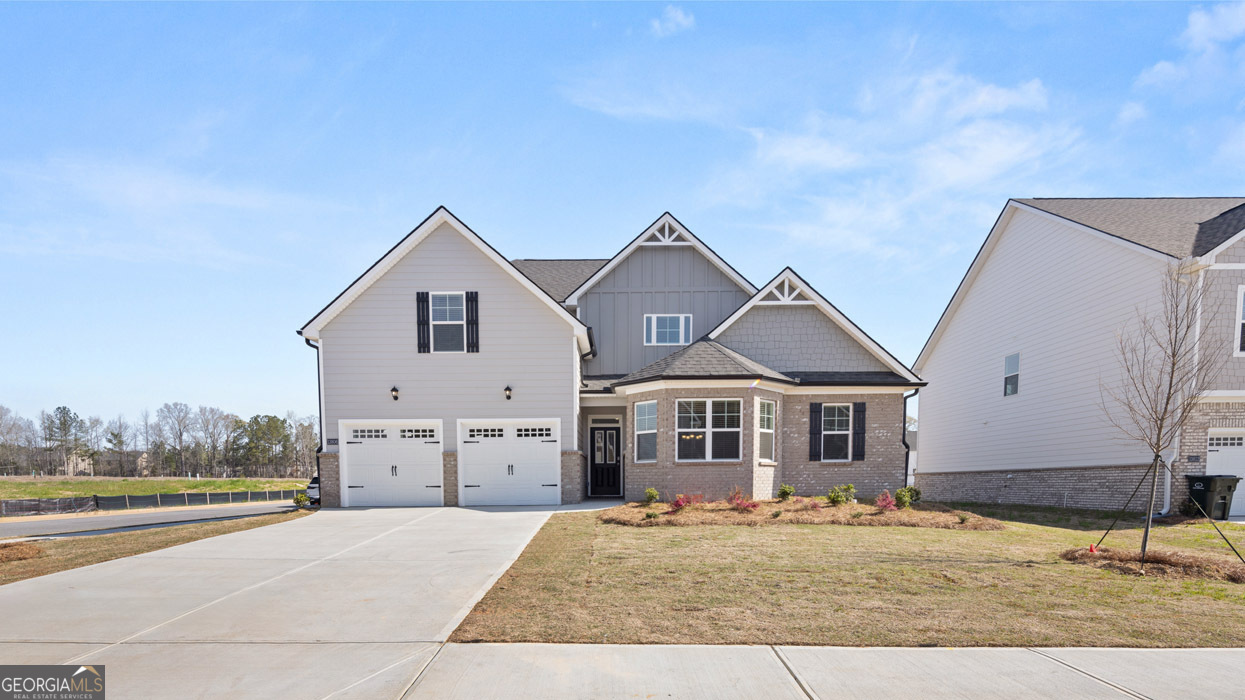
391,386,400,401
504,385,513,400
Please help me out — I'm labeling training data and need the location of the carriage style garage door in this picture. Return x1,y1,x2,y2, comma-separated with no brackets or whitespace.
458,419,561,506
1207,432,1245,517
340,420,444,507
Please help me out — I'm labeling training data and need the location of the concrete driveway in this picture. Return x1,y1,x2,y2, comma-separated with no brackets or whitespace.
0,506,556,699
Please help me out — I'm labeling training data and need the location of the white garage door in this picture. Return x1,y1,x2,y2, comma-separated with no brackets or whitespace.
341,421,444,507
1207,433,1245,517
458,420,561,506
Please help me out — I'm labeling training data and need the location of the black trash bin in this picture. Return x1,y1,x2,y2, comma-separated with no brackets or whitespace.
1185,475,1240,520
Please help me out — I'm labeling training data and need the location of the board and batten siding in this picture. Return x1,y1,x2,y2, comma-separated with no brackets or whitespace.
318,222,577,450
917,208,1165,475
579,245,752,376
1202,264,1245,391
715,305,890,373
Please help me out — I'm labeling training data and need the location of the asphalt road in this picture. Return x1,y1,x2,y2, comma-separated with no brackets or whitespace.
0,502,295,538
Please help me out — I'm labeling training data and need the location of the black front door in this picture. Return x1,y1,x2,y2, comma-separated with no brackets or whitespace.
589,427,622,497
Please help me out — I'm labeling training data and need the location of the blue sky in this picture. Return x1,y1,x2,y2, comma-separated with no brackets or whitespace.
3,1,1244,423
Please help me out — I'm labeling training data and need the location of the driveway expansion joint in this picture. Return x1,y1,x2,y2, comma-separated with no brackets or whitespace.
770,645,820,700
1026,648,1151,699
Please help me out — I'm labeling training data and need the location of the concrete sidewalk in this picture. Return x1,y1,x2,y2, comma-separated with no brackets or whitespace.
403,643,1245,699
0,501,295,538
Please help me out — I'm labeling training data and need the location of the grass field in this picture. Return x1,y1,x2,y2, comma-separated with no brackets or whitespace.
0,477,307,500
451,503,1245,647
0,509,311,585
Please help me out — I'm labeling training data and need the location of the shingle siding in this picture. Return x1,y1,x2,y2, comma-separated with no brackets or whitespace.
715,306,890,374
1202,267,1245,391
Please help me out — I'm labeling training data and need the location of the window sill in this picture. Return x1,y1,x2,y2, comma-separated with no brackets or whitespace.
759,460,778,467
820,459,852,464
674,460,743,465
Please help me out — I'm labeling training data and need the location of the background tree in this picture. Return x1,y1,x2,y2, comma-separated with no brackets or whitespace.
157,402,193,475
1101,262,1224,568
196,406,230,476
106,415,131,475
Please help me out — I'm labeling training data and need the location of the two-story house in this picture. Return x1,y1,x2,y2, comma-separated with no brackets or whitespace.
914,198,1245,515
298,207,923,507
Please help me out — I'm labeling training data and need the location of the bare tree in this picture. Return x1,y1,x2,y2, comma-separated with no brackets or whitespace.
157,402,194,475
196,405,230,475
106,415,132,475
1101,262,1224,568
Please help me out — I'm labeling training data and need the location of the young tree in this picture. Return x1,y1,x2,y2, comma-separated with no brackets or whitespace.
1101,262,1224,569
49,406,83,475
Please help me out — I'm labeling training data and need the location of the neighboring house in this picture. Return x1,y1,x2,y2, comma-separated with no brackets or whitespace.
298,207,923,507
914,198,1245,514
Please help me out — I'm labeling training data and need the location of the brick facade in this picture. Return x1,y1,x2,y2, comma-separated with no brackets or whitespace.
318,452,341,508
916,463,1163,511
562,451,587,504
778,393,906,499
621,387,907,502
442,452,458,506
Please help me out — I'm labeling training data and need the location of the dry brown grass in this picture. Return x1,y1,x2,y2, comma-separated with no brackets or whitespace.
1062,546,1245,583
0,541,42,563
599,499,1004,530
451,507,1245,647
0,510,309,586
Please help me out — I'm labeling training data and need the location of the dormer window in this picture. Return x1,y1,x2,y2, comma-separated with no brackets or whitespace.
644,314,692,346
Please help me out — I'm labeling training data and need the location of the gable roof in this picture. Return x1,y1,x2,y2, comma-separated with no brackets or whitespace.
613,340,795,387
1016,197,1245,258
562,212,756,306
510,259,608,301
708,267,922,383
298,206,590,347
914,198,1245,371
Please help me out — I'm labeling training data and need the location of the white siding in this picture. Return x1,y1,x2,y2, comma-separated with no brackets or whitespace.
319,222,577,450
917,209,1164,474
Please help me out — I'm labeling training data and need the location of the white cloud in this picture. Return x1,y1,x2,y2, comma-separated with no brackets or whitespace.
1136,2,1245,91
1115,101,1147,127
650,5,695,38
1182,2,1245,52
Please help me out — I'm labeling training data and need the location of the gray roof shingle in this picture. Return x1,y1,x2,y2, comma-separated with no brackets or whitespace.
615,340,795,386
1015,198,1245,257
510,259,608,301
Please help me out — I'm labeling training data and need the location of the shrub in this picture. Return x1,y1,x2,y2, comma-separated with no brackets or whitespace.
726,485,760,513
667,493,704,514
875,490,898,511
644,511,660,520
903,485,922,503
956,512,970,524
851,510,864,520
827,484,856,506
1179,498,1201,518
644,487,660,504
777,483,796,501
771,510,782,519
293,493,311,508
894,489,912,509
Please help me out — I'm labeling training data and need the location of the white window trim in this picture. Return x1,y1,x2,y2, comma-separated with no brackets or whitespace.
634,401,658,463
758,399,776,464
1235,285,1245,357
820,403,852,463
676,398,742,462
1003,352,1020,396
431,291,467,354
644,314,693,346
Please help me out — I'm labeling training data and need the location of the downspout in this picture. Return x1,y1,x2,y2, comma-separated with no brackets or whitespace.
579,327,597,388
902,388,919,486
301,334,323,484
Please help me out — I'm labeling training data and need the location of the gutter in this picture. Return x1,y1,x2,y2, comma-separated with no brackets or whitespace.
902,388,918,486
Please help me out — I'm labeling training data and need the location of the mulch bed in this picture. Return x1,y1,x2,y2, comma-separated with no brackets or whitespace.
0,541,42,563
1062,546,1245,583
599,499,1004,530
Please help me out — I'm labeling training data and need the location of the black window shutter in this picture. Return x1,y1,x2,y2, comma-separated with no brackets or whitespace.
466,291,479,353
808,402,822,461
416,292,430,353
852,402,866,461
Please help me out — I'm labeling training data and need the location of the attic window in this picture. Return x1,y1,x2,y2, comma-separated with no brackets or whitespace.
431,293,466,353
645,314,692,346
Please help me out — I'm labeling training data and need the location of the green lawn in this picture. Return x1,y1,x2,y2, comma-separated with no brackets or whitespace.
0,477,307,500
451,503,1245,647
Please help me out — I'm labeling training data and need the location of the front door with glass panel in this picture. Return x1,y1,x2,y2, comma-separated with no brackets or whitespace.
589,427,622,497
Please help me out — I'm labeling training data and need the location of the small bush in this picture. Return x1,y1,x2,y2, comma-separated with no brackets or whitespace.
771,510,782,519
644,511,660,520
667,493,704,513
1179,498,1201,518
293,493,311,508
875,490,898,511
777,484,796,501
903,485,922,503
895,486,920,508
726,485,759,513
850,510,864,520
827,484,856,506
956,512,970,524
644,487,660,504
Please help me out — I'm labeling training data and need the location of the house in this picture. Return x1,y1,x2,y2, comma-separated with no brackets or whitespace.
913,198,1245,514
297,207,923,507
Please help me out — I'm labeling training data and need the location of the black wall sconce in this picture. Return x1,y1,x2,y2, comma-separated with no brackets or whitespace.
390,386,400,401
504,385,512,401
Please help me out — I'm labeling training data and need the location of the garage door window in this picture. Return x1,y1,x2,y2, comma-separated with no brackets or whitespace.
400,428,435,439
352,428,387,439
517,427,553,438
468,427,504,439
1210,436,1244,448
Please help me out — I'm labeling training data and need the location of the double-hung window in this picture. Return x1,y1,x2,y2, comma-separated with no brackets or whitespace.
1236,286,1245,355
676,399,741,461
758,400,776,462
431,293,466,352
635,401,658,462
644,314,692,346
1003,353,1020,396
821,404,851,461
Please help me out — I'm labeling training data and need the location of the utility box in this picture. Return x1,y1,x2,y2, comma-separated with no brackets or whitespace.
1185,475,1240,520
